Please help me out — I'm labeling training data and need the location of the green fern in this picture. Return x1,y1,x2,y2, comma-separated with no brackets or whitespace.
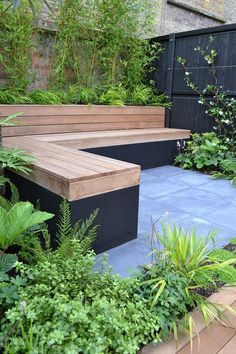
56,198,72,244
19,224,52,264
56,201,99,257
0,181,20,211
21,199,99,263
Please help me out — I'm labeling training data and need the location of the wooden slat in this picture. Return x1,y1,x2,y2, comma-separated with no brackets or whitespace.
10,156,140,200
1,114,165,126
68,169,140,200
2,121,164,137
140,287,236,354
14,168,70,198
218,335,236,354
4,136,137,170
32,128,191,149
178,323,235,354
0,104,165,116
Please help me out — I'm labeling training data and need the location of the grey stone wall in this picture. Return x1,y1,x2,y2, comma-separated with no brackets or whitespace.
156,0,236,35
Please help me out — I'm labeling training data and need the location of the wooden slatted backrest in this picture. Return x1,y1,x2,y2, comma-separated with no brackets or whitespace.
0,105,165,137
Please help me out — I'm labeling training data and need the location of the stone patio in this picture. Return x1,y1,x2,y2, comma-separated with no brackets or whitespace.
99,166,236,277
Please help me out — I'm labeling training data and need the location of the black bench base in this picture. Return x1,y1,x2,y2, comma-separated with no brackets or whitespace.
84,140,179,170
6,171,139,254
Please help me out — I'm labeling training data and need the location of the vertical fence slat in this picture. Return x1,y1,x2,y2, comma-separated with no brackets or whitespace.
165,33,176,127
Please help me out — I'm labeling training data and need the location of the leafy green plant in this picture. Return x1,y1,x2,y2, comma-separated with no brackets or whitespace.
0,90,33,104
0,201,53,252
138,261,191,341
146,223,236,344
0,148,34,174
27,89,63,105
98,85,127,106
19,199,99,264
175,132,230,170
0,113,33,193
213,158,236,185
0,253,17,273
0,246,161,353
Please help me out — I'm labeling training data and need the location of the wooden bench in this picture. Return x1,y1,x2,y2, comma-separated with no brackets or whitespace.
1,105,190,252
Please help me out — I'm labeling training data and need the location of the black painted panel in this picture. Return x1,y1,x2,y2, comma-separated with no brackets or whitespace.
84,140,179,170
170,96,214,132
151,24,236,133
6,171,139,254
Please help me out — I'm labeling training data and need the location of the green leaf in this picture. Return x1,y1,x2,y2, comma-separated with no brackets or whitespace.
0,253,17,273
0,202,54,251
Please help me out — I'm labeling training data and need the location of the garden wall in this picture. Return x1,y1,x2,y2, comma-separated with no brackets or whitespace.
151,22,236,132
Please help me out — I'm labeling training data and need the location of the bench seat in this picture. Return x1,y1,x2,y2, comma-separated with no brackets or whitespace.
1,104,190,252
30,127,190,149
3,136,140,201
3,127,190,200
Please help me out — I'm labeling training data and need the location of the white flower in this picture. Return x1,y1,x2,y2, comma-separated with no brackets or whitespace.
146,263,153,269
19,301,27,311
219,111,224,116
198,100,203,104
185,72,190,76
162,211,169,220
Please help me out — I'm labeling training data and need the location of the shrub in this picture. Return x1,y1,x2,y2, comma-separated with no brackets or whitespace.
0,246,161,353
175,132,230,170
213,157,236,185
148,224,236,335
137,261,191,340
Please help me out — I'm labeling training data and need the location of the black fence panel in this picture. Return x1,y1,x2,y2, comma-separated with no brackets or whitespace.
151,23,236,133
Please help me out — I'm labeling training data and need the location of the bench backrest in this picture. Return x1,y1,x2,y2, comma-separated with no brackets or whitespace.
0,105,165,137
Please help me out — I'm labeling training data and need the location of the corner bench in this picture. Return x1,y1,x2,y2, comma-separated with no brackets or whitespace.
1,105,190,252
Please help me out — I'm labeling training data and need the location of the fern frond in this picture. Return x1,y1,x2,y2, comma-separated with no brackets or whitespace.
79,224,98,255
77,209,99,240
0,195,11,211
8,181,20,204
0,181,20,211
19,224,52,264
56,198,72,245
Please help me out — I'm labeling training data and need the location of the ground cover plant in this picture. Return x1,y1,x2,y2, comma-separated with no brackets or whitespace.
1,196,236,353
0,87,170,107
176,37,236,183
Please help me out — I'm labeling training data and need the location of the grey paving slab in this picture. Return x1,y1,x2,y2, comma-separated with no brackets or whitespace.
141,165,186,178
138,198,189,236
139,177,188,199
98,238,151,277
200,201,236,233
166,170,213,186
161,188,226,216
99,166,236,277
198,179,236,199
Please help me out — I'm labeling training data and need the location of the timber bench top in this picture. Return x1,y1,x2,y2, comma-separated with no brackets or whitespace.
1,105,191,201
